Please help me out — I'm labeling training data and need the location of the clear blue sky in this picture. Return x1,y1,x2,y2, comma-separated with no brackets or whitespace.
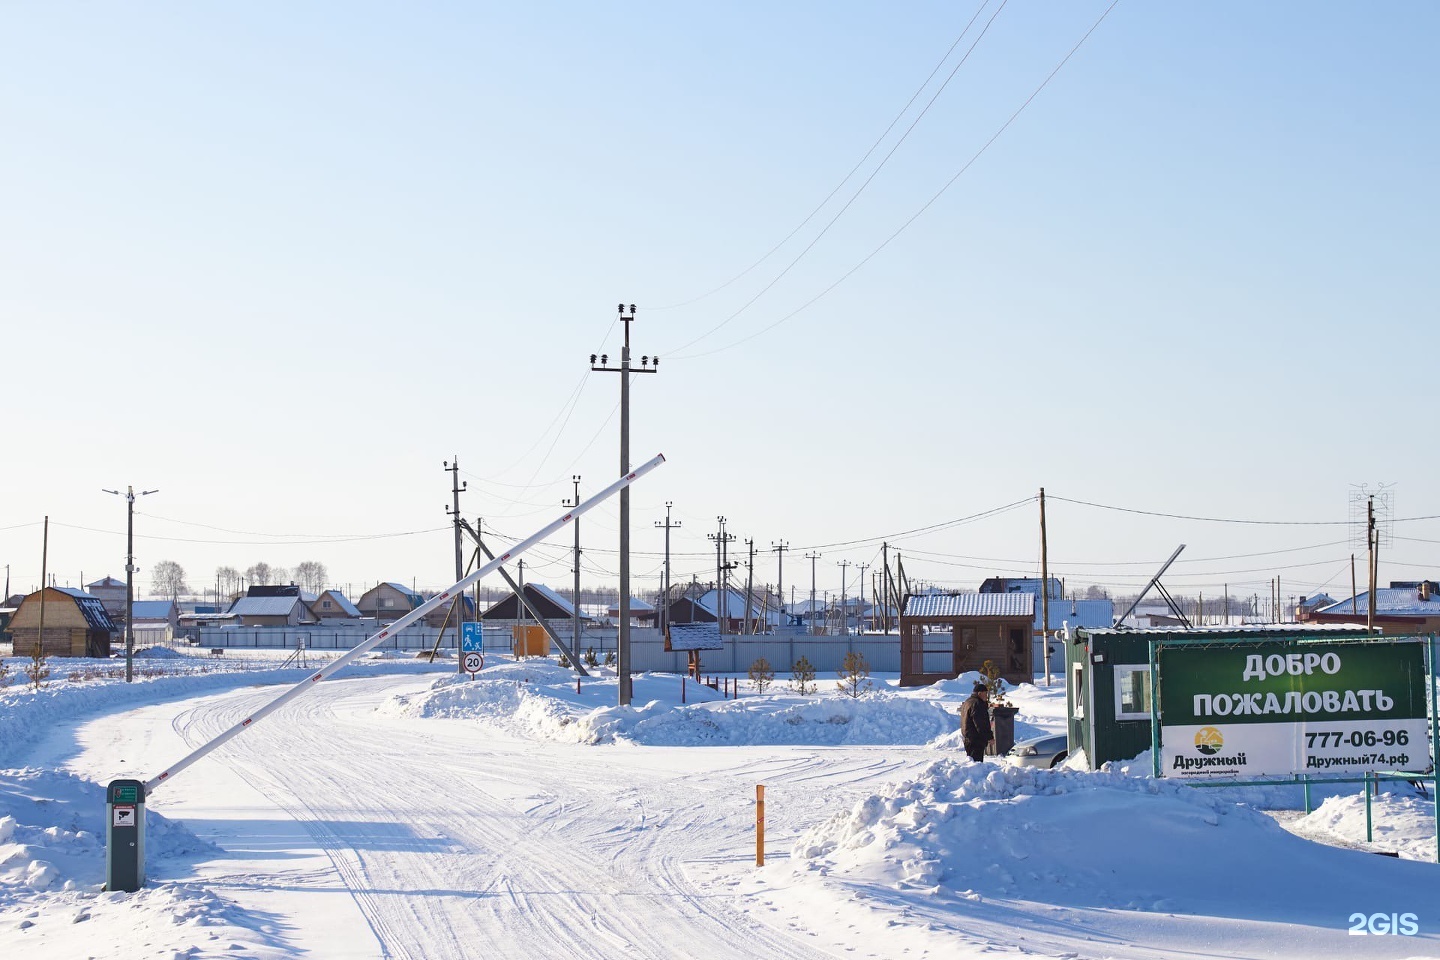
3,2,1435,606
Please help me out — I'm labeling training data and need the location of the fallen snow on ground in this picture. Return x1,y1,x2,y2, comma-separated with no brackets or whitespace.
1292,788,1440,862
381,660,962,746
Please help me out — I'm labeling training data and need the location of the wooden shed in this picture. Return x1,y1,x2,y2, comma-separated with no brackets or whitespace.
9,587,116,658
898,593,1035,687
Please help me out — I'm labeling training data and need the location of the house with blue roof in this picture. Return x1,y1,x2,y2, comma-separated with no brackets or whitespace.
1307,581,1440,633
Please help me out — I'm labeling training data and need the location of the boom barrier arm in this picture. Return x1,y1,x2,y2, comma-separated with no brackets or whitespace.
144,453,667,795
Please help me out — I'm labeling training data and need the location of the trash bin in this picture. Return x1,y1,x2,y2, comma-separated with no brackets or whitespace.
106,779,146,892
988,704,1019,757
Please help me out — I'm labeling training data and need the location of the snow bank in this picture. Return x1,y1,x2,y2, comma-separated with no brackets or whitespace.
1293,788,1439,862
606,693,959,747
381,661,960,747
793,758,1440,925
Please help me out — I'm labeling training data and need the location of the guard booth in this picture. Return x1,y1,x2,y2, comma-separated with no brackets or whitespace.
1066,625,1374,769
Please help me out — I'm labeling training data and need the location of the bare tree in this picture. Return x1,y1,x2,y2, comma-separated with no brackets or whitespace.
151,560,189,599
244,562,274,586
216,566,241,598
293,561,328,594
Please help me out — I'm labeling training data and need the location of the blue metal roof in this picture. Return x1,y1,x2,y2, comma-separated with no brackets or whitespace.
1317,588,1440,618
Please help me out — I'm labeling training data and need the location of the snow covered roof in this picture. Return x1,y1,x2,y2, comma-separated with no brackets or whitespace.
607,597,656,613
130,600,177,620
1316,588,1440,618
528,583,576,617
229,596,309,617
315,590,361,616
85,576,126,589
692,589,781,625
50,588,116,631
667,622,724,650
903,593,1035,619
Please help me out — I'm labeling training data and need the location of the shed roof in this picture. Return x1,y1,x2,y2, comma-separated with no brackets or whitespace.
903,593,1035,619
315,590,362,617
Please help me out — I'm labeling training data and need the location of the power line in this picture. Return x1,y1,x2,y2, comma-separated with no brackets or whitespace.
661,0,1008,354
669,0,1120,361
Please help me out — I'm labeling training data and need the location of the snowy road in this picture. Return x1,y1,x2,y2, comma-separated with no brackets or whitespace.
63,674,931,960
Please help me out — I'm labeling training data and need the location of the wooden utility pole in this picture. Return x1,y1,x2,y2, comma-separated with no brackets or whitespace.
1351,554,1358,616
805,551,822,636
38,516,48,665
1039,487,1051,686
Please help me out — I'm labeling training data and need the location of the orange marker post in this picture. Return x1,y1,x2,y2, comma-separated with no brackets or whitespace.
756,784,766,866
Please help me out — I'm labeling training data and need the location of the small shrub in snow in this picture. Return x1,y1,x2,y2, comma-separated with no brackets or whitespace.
836,651,872,698
26,645,50,691
0,658,9,687
558,652,571,668
980,658,1007,702
748,657,774,695
791,656,816,695
604,650,616,667
583,647,599,668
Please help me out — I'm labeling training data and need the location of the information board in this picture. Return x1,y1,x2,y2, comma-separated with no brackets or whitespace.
1158,640,1429,778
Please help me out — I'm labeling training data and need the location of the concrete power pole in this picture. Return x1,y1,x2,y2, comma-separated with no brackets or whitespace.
771,540,789,626
855,562,869,631
1040,487,1051,687
654,502,681,634
708,517,736,634
443,458,467,627
805,551,822,636
589,303,658,705
837,560,850,636
1367,496,1377,635
564,475,582,653
744,538,756,635
102,485,158,683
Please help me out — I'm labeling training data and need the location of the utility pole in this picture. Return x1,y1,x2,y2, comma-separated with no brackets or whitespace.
856,562,869,631
805,551,821,636
771,540,789,626
882,542,893,634
102,485,158,683
590,303,658,705
443,457,467,629
708,517,736,633
655,502,681,633
1039,487,1051,687
1367,496,1377,635
1351,554,1358,616
564,475,582,654
744,538,756,635
837,560,850,636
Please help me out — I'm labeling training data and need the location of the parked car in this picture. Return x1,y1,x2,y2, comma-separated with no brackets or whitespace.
1007,733,1068,768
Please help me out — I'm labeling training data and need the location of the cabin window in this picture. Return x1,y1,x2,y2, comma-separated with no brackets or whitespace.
1113,664,1152,720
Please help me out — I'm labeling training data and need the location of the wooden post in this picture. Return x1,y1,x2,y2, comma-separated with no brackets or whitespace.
756,784,766,866
681,676,686,704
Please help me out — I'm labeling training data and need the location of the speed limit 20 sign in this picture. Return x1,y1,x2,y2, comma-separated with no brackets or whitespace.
462,651,484,676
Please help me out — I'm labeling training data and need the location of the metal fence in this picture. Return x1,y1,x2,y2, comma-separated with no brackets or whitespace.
192,624,911,674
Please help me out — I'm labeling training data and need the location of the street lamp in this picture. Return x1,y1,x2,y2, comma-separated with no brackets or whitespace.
102,485,158,682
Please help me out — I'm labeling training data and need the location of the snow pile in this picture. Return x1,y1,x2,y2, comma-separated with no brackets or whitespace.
382,662,960,747
792,758,1439,924
606,693,959,747
1293,788,1439,862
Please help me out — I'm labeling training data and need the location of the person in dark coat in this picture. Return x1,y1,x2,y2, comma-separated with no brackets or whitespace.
959,681,993,763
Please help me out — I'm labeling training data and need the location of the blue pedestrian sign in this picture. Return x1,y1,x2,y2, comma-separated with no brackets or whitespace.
460,622,485,653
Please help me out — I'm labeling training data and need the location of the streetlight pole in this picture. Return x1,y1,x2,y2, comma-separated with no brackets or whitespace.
564,475,582,657
590,304,658,705
102,485,158,683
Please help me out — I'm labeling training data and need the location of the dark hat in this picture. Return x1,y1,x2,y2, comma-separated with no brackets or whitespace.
973,681,988,694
